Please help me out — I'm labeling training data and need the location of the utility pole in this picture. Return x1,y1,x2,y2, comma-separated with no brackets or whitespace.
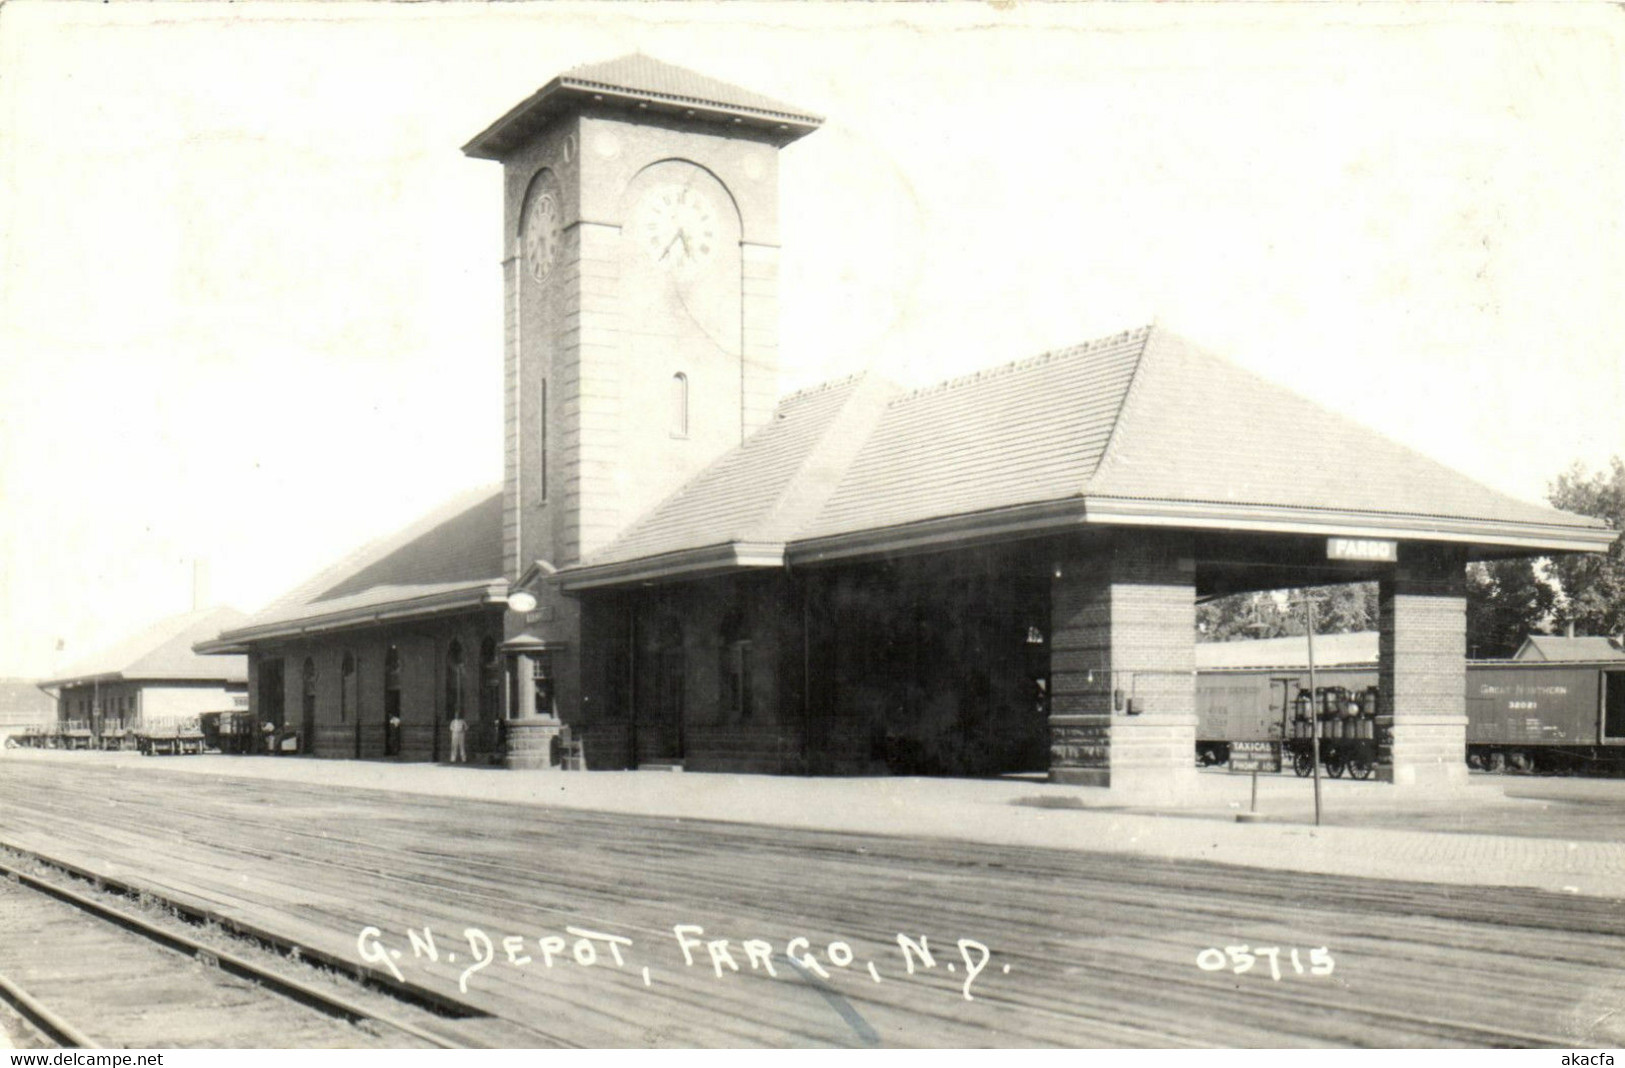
1302,593,1322,827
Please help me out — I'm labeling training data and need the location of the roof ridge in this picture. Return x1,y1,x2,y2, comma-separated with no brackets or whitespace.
896,326,1155,403
747,374,901,543
1082,336,1609,531
579,384,845,565
243,483,502,620
777,370,869,406
1077,325,1160,491
557,54,823,124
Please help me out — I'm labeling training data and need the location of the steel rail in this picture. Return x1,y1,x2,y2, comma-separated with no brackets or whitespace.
0,967,101,1049
0,851,472,1050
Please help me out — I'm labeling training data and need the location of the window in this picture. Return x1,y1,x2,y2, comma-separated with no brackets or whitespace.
539,379,548,503
533,651,555,719
671,373,689,437
340,653,355,723
445,641,466,716
723,640,754,720
301,658,317,727
479,638,500,722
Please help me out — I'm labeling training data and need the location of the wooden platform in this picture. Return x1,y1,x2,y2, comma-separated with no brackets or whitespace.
2,760,1623,1047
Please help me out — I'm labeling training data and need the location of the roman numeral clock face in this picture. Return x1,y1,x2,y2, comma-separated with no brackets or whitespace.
636,184,717,275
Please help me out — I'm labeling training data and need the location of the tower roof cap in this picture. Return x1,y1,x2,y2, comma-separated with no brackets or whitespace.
464,54,823,160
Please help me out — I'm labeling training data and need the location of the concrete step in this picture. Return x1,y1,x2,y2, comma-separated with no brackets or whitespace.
638,762,685,772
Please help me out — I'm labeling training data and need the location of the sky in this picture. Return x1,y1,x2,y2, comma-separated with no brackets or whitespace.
1,1,1622,678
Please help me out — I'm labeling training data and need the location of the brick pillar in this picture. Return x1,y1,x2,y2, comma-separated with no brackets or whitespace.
1377,544,1468,787
1049,531,1198,798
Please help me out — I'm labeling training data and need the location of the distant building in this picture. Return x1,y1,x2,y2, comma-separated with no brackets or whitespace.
1512,635,1625,663
0,679,57,740
42,606,249,737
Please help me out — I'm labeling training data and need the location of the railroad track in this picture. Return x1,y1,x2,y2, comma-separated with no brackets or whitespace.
4,762,1618,1047
0,848,506,1049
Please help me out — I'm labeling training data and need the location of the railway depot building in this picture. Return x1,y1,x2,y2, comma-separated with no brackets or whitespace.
197,57,1618,794
43,606,248,747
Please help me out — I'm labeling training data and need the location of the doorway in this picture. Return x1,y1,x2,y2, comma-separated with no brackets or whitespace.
258,660,285,755
1604,671,1625,742
384,646,402,756
635,614,685,765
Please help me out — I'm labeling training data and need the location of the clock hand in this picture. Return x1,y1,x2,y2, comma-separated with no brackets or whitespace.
659,231,682,263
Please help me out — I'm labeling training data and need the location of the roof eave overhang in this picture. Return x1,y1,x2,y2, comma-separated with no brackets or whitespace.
37,671,124,690
560,542,785,592
554,496,1615,589
194,582,510,653
463,81,822,160
1080,496,1620,555
788,499,1095,566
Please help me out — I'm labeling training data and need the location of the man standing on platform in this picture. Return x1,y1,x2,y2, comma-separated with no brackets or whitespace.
448,711,468,764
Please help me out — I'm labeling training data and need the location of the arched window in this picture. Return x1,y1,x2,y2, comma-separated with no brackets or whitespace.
479,637,500,723
719,609,753,721
445,640,466,716
340,653,355,723
671,372,688,437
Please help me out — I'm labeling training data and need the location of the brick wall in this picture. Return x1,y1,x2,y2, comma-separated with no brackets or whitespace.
1378,543,1469,786
1050,531,1198,795
250,612,503,764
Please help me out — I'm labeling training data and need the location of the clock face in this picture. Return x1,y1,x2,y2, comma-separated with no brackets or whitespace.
636,184,718,273
522,178,562,283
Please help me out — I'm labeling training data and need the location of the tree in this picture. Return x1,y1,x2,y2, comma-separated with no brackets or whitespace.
1465,558,1555,659
1546,456,1625,640
1197,583,1377,642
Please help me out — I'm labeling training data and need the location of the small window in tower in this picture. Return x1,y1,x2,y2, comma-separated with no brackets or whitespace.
671,373,689,438
539,378,548,504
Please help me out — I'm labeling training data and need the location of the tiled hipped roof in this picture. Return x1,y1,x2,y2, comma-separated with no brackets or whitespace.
1513,635,1625,662
44,606,249,688
571,326,1612,586
210,327,1616,630
198,486,506,651
557,55,820,125
462,54,822,160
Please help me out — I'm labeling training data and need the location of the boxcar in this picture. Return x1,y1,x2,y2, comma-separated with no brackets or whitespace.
1196,658,1625,775
1195,667,1377,766
1465,660,1625,772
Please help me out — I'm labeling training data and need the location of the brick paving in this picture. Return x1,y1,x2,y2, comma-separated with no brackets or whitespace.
5,748,1624,899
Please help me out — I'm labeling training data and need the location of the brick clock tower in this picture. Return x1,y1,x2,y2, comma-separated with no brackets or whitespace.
463,56,821,765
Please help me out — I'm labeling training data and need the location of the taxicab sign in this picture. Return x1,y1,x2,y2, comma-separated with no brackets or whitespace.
1327,537,1398,562
1229,741,1281,774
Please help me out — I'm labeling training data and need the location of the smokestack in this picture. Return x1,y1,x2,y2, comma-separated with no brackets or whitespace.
192,558,212,611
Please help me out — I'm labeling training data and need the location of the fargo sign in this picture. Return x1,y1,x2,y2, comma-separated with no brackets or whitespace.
1326,537,1398,562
